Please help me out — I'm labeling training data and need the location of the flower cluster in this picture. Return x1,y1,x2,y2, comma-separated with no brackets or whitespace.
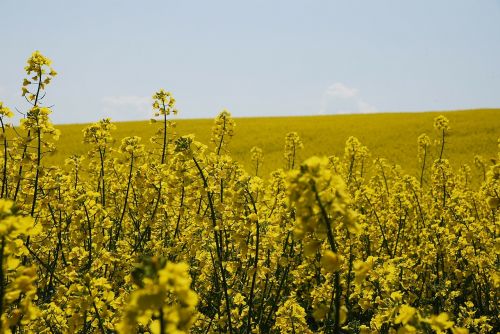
118,260,198,334
211,109,235,155
0,102,13,119
0,200,40,331
22,50,57,101
284,132,303,170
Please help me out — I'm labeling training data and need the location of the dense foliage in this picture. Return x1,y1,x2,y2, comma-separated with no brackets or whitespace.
0,52,497,333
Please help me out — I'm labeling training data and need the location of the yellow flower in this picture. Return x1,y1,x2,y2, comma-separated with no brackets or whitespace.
394,304,416,325
433,115,450,131
397,324,417,334
425,313,454,333
0,199,14,214
0,101,13,118
320,250,343,273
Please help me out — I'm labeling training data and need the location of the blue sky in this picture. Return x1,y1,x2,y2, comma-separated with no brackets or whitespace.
0,0,499,123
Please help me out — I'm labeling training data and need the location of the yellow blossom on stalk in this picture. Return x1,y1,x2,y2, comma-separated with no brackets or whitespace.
394,304,417,325
417,133,431,160
288,156,359,241
152,89,178,116
274,298,312,334
0,101,13,118
320,250,343,273
0,200,40,239
82,118,116,153
22,106,60,141
0,199,13,214
250,146,263,175
250,146,263,162
425,313,454,333
354,257,374,284
211,109,235,154
24,50,52,73
0,200,40,331
118,261,198,334
119,136,144,155
433,115,450,131
284,131,303,170
344,136,367,160
397,324,417,333
22,50,56,96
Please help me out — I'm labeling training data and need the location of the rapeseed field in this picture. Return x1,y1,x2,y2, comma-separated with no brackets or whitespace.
50,109,499,181
0,51,497,334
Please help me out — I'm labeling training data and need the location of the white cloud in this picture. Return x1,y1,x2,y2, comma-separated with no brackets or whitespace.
320,82,378,115
101,95,151,120
325,82,358,98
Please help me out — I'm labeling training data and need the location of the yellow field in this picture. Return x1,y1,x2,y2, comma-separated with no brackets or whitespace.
1,52,499,333
50,108,500,179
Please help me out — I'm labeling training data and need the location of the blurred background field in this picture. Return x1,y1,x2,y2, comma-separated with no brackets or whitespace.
45,108,499,180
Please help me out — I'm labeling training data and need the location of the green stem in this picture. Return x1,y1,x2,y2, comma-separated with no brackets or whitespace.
312,183,341,334
114,154,134,247
192,156,234,334
245,190,260,333
420,145,427,187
